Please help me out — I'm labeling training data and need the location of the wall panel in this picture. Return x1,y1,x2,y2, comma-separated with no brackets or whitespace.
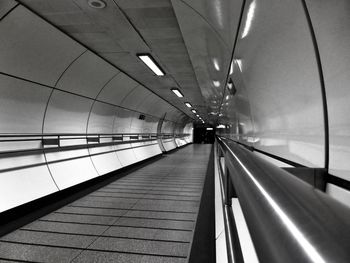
44,90,93,134
0,75,51,133
87,102,122,175
307,0,350,180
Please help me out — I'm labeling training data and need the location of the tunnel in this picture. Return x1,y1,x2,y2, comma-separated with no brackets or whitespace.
0,0,349,262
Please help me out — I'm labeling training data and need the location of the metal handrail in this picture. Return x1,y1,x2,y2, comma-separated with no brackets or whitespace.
216,136,350,263
0,133,191,157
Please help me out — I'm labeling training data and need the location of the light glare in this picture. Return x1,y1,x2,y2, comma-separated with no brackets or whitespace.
213,80,221,87
213,58,220,71
241,1,256,38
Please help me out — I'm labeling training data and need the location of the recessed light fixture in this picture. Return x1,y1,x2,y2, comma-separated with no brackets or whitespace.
207,127,213,130
191,109,197,114
185,102,192,108
88,0,106,9
171,88,184,98
196,114,199,117
137,54,165,76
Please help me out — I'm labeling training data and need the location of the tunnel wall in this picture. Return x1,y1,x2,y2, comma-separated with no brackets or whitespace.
0,2,192,213
217,0,350,206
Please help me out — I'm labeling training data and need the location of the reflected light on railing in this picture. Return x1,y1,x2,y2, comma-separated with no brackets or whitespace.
224,141,326,263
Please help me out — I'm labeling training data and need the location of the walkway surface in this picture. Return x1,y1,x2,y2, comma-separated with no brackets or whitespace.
0,144,212,263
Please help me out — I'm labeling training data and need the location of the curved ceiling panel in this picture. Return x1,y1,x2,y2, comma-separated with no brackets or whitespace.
56,51,119,98
44,90,93,134
0,5,84,86
0,75,51,133
178,0,240,46
97,72,139,105
171,0,242,122
120,85,153,111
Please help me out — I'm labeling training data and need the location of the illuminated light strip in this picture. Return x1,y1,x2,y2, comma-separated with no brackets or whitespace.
222,139,326,263
137,54,165,76
171,88,184,98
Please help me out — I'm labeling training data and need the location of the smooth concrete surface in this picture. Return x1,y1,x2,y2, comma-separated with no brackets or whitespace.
0,144,212,262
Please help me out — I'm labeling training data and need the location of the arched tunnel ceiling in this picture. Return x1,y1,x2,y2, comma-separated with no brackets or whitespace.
17,0,241,125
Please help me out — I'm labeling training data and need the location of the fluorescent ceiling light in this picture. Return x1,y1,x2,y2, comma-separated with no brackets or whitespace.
241,1,256,38
213,58,220,71
185,102,192,108
191,109,197,114
216,124,226,128
137,54,165,76
207,127,213,130
213,80,221,88
171,88,184,98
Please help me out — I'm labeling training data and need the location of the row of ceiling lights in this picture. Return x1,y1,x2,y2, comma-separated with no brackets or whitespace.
170,88,205,124
136,53,204,124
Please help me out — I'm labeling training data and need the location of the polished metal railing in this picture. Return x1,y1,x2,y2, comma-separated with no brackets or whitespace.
0,133,190,156
216,136,350,263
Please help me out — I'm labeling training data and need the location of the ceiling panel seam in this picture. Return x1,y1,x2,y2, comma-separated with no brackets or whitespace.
0,2,19,22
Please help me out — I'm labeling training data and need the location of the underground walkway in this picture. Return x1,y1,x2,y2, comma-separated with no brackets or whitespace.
0,144,212,263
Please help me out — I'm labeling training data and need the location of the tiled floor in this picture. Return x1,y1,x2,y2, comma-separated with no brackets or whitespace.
0,144,212,262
